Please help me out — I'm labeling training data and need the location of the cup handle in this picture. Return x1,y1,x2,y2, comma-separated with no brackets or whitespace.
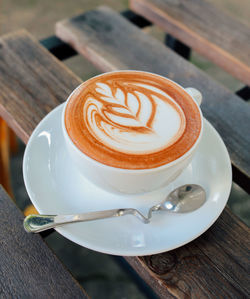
185,88,202,106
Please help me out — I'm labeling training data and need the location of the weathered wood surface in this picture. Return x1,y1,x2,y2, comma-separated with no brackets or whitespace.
0,186,88,298
55,6,250,192
0,30,81,144
126,207,250,298
130,0,250,85
0,28,249,298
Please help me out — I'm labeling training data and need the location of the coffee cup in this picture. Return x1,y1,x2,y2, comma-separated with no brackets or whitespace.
62,71,203,194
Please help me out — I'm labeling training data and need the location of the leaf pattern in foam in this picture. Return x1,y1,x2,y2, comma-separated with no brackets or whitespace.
134,91,152,127
96,83,113,97
115,88,125,105
95,82,154,129
127,93,139,116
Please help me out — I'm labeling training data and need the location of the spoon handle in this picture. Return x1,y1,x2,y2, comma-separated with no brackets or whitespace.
24,208,149,233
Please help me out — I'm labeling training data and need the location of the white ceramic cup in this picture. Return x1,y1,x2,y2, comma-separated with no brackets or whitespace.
62,72,203,194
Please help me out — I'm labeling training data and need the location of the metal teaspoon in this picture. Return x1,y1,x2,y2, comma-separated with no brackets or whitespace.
23,184,206,233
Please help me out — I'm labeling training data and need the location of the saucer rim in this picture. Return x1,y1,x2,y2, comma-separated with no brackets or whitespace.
23,103,232,256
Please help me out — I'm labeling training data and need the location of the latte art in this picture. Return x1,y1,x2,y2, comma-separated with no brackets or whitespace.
84,82,186,154
65,71,202,169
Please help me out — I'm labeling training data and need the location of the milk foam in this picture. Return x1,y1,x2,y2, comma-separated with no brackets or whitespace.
83,81,186,154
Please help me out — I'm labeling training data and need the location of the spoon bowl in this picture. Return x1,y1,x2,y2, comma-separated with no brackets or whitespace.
148,184,206,219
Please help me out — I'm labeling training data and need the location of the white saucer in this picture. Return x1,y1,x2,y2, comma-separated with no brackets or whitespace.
23,104,232,256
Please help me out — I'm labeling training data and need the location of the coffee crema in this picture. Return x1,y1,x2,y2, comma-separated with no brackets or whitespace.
65,71,202,169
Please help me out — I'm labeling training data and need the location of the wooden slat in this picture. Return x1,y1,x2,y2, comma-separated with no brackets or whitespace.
0,186,88,298
126,207,250,298
55,6,250,192
0,31,87,298
0,28,249,298
0,30,81,144
130,0,250,85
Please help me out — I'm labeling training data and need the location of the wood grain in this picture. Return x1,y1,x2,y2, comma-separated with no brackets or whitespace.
125,208,250,298
130,0,250,85
0,30,81,144
55,6,250,192
0,31,86,297
0,186,88,298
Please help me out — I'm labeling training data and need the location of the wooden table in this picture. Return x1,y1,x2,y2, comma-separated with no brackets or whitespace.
0,4,249,298
129,0,250,86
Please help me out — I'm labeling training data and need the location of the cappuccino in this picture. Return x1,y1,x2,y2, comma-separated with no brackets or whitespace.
65,71,201,169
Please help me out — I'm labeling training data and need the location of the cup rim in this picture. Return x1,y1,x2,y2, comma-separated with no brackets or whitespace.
62,70,204,173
